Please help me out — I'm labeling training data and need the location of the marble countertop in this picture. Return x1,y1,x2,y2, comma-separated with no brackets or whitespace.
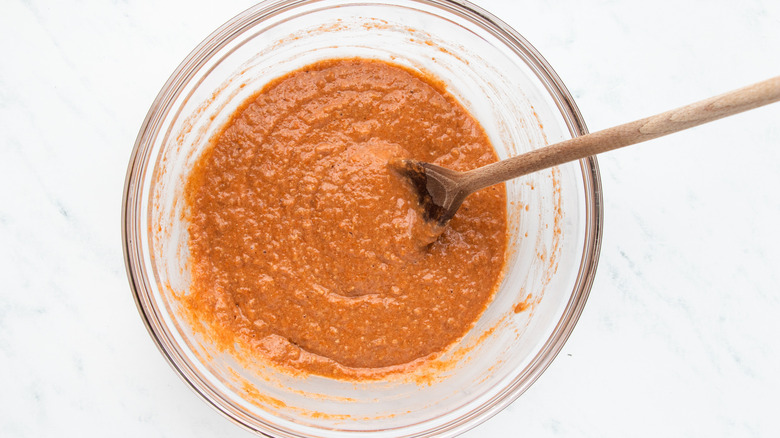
2,0,779,436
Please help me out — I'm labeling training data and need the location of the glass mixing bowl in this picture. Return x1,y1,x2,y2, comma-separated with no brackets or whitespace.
122,0,602,436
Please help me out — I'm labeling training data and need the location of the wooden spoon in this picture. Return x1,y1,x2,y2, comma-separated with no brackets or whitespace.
395,76,780,226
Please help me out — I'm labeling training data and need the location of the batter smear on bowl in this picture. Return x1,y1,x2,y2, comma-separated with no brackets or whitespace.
184,58,507,379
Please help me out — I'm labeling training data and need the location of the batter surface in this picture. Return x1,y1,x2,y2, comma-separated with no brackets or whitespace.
184,58,507,378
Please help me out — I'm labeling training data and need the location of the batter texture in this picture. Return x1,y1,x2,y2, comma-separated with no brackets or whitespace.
184,58,506,378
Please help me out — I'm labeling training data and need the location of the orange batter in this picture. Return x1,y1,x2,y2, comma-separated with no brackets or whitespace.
184,58,506,379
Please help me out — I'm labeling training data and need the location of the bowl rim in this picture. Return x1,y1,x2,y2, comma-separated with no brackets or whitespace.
121,0,603,436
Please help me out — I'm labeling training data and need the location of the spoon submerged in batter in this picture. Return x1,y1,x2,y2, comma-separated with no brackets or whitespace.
395,76,780,228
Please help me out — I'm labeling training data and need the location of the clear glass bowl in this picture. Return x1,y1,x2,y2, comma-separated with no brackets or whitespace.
122,0,602,436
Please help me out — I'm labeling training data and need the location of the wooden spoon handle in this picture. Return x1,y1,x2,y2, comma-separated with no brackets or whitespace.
462,76,780,192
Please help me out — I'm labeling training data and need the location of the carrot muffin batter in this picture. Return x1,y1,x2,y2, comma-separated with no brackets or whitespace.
184,58,506,378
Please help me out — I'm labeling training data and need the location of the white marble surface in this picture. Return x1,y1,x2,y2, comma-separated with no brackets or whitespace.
2,0,779,436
